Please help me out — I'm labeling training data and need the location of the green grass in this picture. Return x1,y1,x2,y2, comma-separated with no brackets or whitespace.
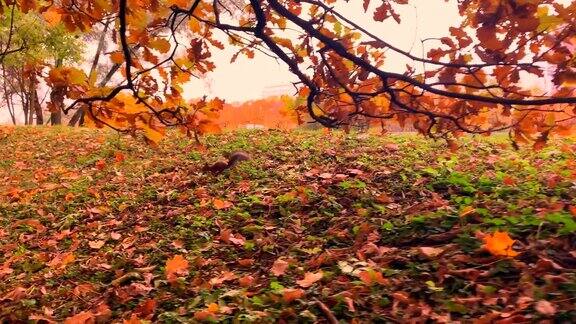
0,126,575,322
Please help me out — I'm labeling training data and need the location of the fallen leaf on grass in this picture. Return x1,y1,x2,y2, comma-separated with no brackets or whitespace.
47,252,75,269
209,271,237,286
1,286,26,302
165,255,189,282
213,199,233,209
419,246,444,258
535,300,556,316
271,258,289,276
64,311,94,324
482,231,519,257
220,228,246,246
238,275,255,287
282,288,305,302
95,159,106,170
296,271,323,288
358,269,388,286
88,240,105,249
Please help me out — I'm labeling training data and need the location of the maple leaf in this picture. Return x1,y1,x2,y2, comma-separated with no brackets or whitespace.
134,299,157,318
165,255,189,282
296,271,323,288
123,314,142,324
271,258,289,276
482,231,519,257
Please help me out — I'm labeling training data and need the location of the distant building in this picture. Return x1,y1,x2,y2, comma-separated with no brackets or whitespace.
244,124,266,130
262,84,293,97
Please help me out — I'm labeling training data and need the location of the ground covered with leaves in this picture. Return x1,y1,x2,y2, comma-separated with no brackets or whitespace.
1,126,575,323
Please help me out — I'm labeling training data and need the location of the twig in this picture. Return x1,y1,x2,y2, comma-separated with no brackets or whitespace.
313,298,338,324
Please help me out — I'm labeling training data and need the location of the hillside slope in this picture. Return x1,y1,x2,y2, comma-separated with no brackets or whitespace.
1,127,575,322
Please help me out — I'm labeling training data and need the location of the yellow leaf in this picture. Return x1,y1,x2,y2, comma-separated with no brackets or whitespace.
42,7,62,27
149,38,171,54
188,18,202,33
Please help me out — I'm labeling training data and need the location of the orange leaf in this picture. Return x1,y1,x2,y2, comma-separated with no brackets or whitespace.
535,300,556,316
358,269,388,286
165,255,189,282
194,310,216,321
270,258,289,276
110,51,125,64
238,275,255,287
123,314,142,324
282,288,305,302
482,231,519,257
88,240,105,250
95,159,106,170
207,303,219,313
296,271,323,288
502,176,516,186
64,311,94,324
42,7,62,27
213,199,233,210
114,152,126,163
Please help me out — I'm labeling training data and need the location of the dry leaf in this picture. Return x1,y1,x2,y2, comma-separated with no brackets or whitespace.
296,271,323,288
165,255,189,282
282,288,305,302
482,231,519,257
271,258,289,276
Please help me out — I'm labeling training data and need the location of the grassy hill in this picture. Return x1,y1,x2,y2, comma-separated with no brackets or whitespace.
1,126,575,322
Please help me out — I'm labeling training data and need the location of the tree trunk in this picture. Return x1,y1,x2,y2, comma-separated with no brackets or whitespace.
69,19,111,127
50,58,63,125
30,77,43,125
2,66,17,125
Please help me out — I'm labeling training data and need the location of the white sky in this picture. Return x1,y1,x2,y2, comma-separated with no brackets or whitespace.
1,1,462,123
184,0,463,102
3,0,562,123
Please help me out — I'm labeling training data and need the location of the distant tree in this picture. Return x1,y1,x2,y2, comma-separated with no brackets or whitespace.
0,7,81,125
9,0,576,147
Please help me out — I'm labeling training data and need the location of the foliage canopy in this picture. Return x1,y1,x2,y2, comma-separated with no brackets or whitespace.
2,0,576,145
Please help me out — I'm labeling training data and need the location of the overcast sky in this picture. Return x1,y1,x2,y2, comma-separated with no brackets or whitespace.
184,0,463,102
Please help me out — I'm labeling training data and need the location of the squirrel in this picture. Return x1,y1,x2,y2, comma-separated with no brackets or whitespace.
202,151,251,174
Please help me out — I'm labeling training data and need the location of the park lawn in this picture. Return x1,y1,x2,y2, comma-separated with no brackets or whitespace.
0,126,575,322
